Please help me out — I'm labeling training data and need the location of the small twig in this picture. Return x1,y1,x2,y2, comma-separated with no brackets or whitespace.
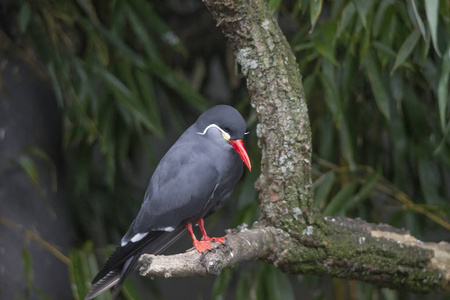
0,217,70,265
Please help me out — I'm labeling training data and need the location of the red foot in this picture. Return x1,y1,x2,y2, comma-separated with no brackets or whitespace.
186,220,227,253
193,239,212,253
201,235,226,245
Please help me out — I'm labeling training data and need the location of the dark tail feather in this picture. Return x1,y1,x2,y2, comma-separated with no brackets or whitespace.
86,227,186,299
84,270,120,300
111,254,140,298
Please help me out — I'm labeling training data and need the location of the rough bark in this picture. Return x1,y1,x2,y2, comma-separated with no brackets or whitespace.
140,218,450,293
201,0,314,229
140,0,450,293
140,225,276,278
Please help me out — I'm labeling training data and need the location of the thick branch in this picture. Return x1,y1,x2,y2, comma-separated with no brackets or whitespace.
139,226,276,278
139,220,450,292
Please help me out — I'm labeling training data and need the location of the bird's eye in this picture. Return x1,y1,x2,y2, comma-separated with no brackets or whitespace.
223,126,231,133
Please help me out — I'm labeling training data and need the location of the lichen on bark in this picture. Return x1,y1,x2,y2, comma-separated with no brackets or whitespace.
203,0,314,234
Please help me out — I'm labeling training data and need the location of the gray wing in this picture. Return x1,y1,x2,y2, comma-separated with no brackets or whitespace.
122,141,220,244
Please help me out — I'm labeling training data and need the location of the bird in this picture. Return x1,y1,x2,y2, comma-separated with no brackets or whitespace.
85,105,251,299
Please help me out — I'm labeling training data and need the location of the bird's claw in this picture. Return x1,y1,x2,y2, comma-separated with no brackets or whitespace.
193,240,212,253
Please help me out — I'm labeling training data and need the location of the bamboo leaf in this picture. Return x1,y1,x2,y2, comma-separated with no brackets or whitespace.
351,0,374,29
22,249,34,288
373,0,395,38
391,29,421,73
340,121,356,171
212,268,232,300
18,2,32,33
47,62,64,107
122,280,141,300
310,0,323,31
337,2,356,38
16,155,40,188
438,45,450,131
425,0,441,56
323,181,358,216
69,243,111,300
313,171,336,208
364,50,391,121
409,0,426,40
125,5,158,60
95,67,161,134
135,69,163,136
267,266,295,300
372,41,396,58
342,171,381,212
131,0,186,54
312,22,339,66
318,72,342,123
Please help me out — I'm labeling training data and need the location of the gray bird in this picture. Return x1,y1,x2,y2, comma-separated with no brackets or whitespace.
85,105,251,299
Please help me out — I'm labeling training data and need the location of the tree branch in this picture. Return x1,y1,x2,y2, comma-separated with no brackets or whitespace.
139,225,276,278
140,219,450,292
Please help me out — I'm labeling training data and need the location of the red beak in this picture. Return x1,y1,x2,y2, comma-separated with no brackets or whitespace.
229,139,251,171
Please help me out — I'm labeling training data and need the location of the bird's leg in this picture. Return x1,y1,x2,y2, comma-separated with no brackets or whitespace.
198,219,226,245
185,223,212,253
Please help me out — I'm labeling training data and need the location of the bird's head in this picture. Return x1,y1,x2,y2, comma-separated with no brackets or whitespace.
196,105,251,171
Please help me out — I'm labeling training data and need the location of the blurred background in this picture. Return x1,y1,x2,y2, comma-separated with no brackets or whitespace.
0,0,449,299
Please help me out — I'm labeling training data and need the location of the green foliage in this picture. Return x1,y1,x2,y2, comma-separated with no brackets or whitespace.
290,0,450,231
290,0,450,297
11,0,213,241
213,263,295,300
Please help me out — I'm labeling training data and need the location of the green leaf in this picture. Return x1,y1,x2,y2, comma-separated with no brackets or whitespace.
323,181,358,216
418,156,446,205
337,2,356,38
236,272,251,300
425,0,441,56
16,155,40,188
125,5,159,60
129,0,186,55
22,249,34,288
339,121,356,171
47,62,64,107
409,0,426,40
87,20,146,68
26,147,58,192
310,0,323,31
122,279,141,300
381,288,398,300
313,171,336,209
312,22,339,66
18,2,32,33
364,50,391,121
372,41,396,58
317,115,336,161
147,60,208,111
318,72,342,123
69,243,110,300
212,268,232,300
135,69,163,136
373,0,395,38
438,45,450,131
391,29,421,73
342,171,381,212
267,266,295,300
95,67,161,134
269,0,282,11
351,0,374,29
